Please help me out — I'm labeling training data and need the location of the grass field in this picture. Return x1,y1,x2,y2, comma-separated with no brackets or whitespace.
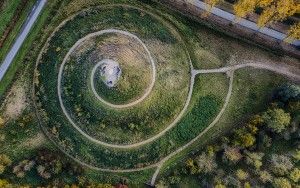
0,0,299,186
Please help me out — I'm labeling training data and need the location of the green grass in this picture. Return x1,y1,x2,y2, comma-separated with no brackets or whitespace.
0,0,22,35
0,1,62,98
36,5,190,145
0,0,36,63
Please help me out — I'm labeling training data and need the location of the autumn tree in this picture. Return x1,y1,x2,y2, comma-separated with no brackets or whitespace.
257,0,299,27
205,0,222,12
272,177,292,188
286,22,300,43
262,108,291,133
233,0,273,20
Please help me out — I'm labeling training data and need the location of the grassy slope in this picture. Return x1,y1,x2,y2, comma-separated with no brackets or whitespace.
159,73,228,173
0,1,59,97
0,0,36,63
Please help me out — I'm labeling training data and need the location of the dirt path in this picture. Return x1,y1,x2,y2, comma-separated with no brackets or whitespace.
86,29,156,109
150,71,234,185
194,60,300,80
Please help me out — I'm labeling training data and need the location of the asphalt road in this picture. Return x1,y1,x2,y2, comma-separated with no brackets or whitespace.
188,0,300,46
0,0,46,81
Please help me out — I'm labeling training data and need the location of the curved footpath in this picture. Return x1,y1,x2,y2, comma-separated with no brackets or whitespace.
87,29,156,109
151,71,234,185
193,61,300,80
0,0,46,81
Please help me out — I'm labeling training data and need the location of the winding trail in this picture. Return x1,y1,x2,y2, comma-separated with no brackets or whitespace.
32,3,300,185
85,29,156,109
150,71,234,185
193,61,300,80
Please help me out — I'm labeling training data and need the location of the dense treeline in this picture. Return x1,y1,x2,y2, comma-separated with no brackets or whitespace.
158,83,300,187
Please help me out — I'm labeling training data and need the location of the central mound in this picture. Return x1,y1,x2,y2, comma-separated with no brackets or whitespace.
98,59,121,88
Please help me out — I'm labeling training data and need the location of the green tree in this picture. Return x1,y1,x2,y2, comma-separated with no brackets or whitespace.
223,147,242,164
274,83,300,103
244,151,264,170
0,154,11,174
195,152,217,174
270,154,294,176
262,108,291,133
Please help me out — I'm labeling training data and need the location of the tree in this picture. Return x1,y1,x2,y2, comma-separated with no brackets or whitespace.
286,22,300,43
244,151,264,170
0,117,5,128
233,128,256,148
258,170,273,183
290,168,300,183
270,154,294,176
222,147,242,164
0,154,11,174
257,0,299,27
272,177,291,188
204,0,222,12
194,152,217,174
262,108,291,133
233,0,273,21
274,83,300,103
0,179,10,187
235,169,249,181
215,183,226,188
185,158,197,175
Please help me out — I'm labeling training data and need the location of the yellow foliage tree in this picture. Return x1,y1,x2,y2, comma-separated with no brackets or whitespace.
258,0,299,27
285,22,300,43
205,0,222,12
233,0,273,20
